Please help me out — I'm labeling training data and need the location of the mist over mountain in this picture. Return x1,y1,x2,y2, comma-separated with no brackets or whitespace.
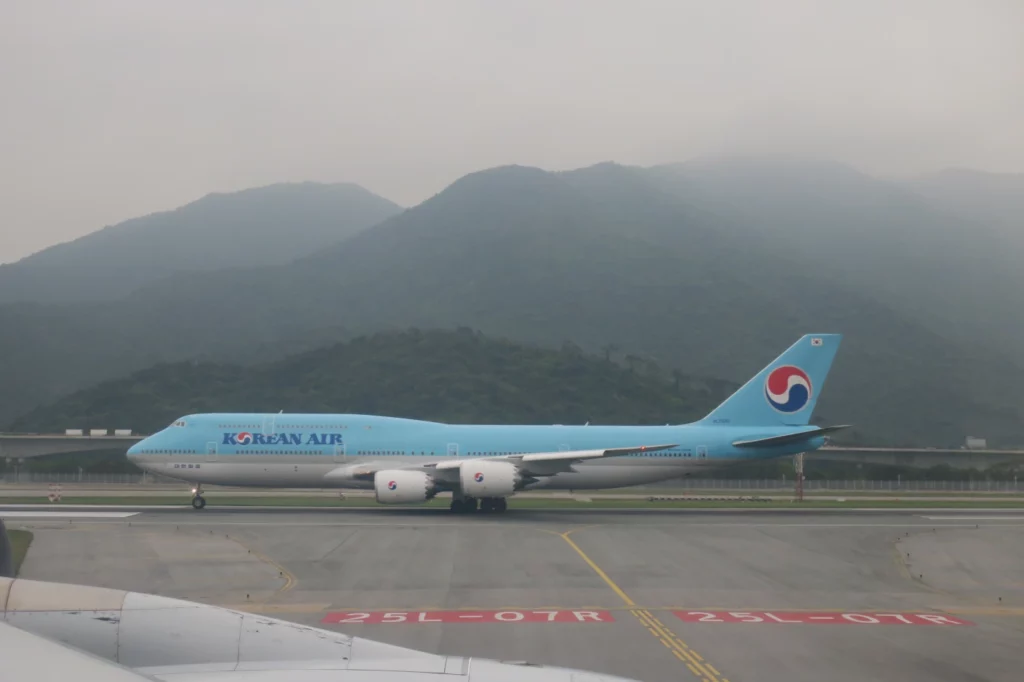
643,156,1024,362
2,159,1023,447
0,182,403,304
904,169,1024,245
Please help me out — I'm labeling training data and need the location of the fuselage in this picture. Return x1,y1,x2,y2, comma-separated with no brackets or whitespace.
127,412,824,491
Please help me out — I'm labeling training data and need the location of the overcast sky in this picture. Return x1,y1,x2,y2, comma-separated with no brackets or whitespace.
2,0,1022,264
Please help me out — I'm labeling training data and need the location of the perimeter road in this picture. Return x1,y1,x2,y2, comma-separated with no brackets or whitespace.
551,526,729,682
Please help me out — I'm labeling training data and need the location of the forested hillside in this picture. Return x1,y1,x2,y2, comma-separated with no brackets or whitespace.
9,329,736,435
3,160,1023,446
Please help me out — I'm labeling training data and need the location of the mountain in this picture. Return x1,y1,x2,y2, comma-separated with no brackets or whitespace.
8,328,734,436
903,169,1024,245
3,162,1024,446
642,156,1024,363
0,182,403,304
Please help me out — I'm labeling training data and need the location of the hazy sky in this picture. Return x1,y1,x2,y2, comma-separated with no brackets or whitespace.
2,0,1022,264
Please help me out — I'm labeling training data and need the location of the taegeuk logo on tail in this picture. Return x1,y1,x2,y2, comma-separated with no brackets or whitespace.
764,365,812,413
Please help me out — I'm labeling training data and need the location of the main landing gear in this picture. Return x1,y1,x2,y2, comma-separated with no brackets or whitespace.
449,496,508,514
191,484,206,510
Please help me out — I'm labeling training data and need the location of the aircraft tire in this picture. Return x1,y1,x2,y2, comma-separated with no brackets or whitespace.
191,496,206,510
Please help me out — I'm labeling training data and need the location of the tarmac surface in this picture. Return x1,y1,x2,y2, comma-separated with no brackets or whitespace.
6,507,1024,682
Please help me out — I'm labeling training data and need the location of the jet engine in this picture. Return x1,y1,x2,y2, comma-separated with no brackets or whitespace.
373,470,435,504
459,460,520,498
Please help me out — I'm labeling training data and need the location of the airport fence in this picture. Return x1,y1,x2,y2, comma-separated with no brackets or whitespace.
1,472,180,485
1,471,1023,492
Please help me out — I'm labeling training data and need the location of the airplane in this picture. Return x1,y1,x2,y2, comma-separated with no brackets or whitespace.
127,334,847,512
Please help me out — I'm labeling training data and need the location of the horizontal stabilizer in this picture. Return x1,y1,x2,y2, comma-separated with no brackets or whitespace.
732,425,851,448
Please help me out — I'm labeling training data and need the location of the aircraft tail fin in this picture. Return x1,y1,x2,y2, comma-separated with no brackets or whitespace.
698,334,841,427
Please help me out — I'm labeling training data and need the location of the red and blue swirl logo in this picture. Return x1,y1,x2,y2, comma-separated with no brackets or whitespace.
474,472,484,483
388,480,397,491
236,431,254,445
764,365,812,413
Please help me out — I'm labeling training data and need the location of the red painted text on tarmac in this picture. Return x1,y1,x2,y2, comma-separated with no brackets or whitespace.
322,610,615,624
674,611,974,626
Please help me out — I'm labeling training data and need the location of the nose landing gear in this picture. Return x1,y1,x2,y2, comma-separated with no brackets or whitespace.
191,485,206,510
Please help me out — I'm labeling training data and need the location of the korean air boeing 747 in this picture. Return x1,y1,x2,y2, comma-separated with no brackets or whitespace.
127,334,847,512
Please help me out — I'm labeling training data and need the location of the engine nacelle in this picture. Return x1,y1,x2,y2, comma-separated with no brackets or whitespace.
459,460,520,498
374,470,435,504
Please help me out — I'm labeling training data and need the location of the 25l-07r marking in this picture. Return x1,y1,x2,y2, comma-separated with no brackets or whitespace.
675,611,974,626
322,610,614,624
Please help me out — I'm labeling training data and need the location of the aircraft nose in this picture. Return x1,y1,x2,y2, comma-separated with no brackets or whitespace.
126,438,146,460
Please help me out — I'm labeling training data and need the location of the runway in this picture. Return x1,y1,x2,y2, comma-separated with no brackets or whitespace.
8,508,1023,682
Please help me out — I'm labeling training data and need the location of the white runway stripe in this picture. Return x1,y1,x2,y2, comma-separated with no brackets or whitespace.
919,515,1024,521
0,504,181,510
0,511,141,518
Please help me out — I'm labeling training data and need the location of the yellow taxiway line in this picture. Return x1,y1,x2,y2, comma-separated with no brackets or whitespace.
552,526,729,682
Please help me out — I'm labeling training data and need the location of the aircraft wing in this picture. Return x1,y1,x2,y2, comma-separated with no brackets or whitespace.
431,443,678,476
327,444,677,482
1,576,641,682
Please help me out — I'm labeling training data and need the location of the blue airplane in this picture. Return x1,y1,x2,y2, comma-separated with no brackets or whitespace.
127,334,846,512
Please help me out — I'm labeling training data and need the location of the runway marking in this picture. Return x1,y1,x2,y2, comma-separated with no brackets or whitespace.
557,530,635,606
0,511,140,518
0,504,184,510
552,526,727,682
674,611,975,626
321,609,615,624
919,516,1024,521
224,534,296,598
227,603,1024,618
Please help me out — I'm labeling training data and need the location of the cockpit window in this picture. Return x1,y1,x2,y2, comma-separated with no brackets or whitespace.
171,420,187,427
